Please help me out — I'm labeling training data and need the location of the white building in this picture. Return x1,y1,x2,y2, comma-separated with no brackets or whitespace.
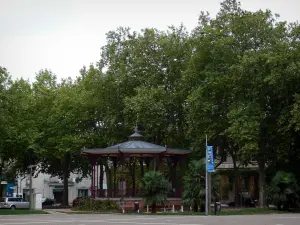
13,166,107,205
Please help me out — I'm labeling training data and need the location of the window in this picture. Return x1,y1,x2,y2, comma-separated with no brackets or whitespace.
221,175,229,200
78,189,88,197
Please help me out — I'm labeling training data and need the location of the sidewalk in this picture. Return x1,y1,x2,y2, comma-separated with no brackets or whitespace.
44,208,73,214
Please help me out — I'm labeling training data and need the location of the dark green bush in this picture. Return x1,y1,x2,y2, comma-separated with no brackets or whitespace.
74,197,118,211
266,171,299,210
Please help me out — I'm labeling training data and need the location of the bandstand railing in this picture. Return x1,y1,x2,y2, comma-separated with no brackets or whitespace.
92,188,182,198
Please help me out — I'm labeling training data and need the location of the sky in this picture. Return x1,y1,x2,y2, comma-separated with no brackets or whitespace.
0,0,299,82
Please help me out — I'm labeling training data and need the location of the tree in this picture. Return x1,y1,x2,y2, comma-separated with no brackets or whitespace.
185,5,244,205
186,0,298,207
140,171,168,213
32,71,90,206
0,66,12,196
0,67,36,195
100,26,191,147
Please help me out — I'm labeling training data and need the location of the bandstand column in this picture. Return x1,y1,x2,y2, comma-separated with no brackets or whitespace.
170,157,178,197
145,157,151,171
93,163,96,198
120,154,125,198
179,157,185,198
96,161,99,197
89,157,97,199
156,154,164,171
139,158,144,177
113,158,118,197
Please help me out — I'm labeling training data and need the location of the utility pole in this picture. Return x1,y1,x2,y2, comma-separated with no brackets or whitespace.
208,171,211,215
205,135,214,216
27,165,36,210
205,135,209,216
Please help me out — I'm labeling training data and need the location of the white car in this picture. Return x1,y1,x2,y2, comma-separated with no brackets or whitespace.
0,197,30,209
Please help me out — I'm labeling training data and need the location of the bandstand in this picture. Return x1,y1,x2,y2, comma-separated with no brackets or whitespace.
81,126,191,209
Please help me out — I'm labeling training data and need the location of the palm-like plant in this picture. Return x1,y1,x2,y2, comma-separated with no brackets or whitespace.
182,160,206,212
266,171,299,210
140,171,169,213
182,160,220,212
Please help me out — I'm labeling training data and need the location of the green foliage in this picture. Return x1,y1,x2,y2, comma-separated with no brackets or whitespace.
186,0,300,207
31,71,91,205
182,160,206,211
74,197,118,211
182,160,220,212
291,94,300,132
140,171,168,213
0,210,48,215
266,171,299,210
0,67,37,181
2,0,300,209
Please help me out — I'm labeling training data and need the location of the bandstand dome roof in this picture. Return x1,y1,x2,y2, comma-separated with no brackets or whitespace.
81,126,191,156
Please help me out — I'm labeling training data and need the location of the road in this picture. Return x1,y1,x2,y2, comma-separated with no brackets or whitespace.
0,213,299,225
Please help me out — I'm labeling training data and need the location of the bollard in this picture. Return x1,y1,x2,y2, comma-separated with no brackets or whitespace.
214,202,221,215
214,201,217,215
134,201,139,213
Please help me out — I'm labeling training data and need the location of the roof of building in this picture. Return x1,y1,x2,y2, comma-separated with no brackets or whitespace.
81,125,192,156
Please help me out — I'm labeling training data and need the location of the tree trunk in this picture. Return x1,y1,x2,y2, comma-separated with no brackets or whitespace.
258,159,266,208
229,148,240,207
193,202,198,212
62,153,70,206
233,169,241,207
151,203,157,213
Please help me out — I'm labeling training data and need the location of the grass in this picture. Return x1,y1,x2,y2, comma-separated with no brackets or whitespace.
140,208,285,216
63,208,288,215
0,209,49,215
61,210,119,214
218,208,285,215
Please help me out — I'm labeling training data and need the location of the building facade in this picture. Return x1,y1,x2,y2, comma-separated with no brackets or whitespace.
11,166,107,205
216,156,259,204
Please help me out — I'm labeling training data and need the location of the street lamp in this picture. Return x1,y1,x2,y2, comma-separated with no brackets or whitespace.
27,165,37,210
107,159,113,198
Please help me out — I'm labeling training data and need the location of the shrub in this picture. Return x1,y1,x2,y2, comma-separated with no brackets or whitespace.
74,197,118,211
140,171,169,213
266,171,299,210
182,160,220,212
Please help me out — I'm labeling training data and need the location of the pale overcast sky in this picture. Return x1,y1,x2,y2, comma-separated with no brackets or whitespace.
0,0,299,82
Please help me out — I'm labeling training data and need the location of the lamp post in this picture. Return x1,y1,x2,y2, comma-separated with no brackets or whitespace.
107,159,113,198
27,165,36,210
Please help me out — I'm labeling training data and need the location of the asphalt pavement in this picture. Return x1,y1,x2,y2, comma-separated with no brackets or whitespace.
0,213,299,225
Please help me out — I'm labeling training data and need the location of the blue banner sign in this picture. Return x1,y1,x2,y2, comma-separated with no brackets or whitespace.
206,146,215,172
6,183,14,197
